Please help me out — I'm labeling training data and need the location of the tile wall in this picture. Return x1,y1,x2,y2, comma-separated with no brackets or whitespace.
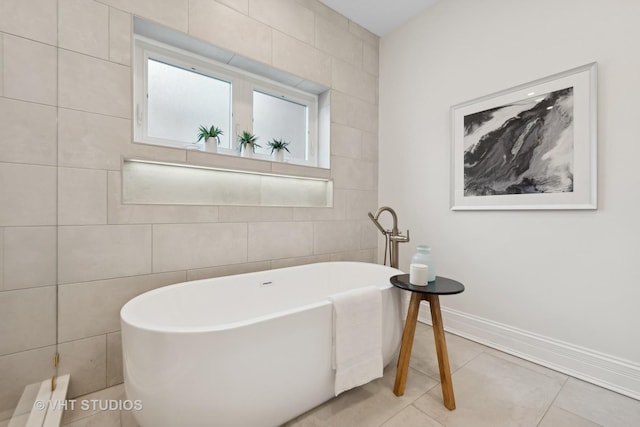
0,0,380,413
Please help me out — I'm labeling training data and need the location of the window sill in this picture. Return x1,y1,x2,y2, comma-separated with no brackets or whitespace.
132,139,331,180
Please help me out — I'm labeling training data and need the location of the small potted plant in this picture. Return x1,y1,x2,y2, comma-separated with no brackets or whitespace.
267,138,290,162
197,125,224,152
237,131,260,158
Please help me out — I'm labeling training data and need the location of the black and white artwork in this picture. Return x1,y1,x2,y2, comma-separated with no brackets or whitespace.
463,87,574,196
450,62,597,210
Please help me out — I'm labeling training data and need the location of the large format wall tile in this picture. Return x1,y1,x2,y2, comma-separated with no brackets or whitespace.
331,156,377,190
360,220,378,249
3,227,56,290
314,221,361,254
186,261,271,281
0,0,57,45
247,222,314,261
0,98,57,166
0,287,56,356
58,225,152,284
106,332,123,387
218,206,293,223
362,131,379,162
315,17,363,68
345,190,378,220
348,21,379,48
330,248,375,263
0,228,3,290
57,335,106,398
153,223,248,272
189,0,271,65
330,123,363,159
0,163,56,226
272,30,332,87
0,345,55,414
248,0,314,44
59,111,184,170
58,168,107,225
298,0,348,30
0,33,3,96
331,90,378,133
96,0,188,33
58,108,130,170
109,8,131,65
293,189,346,221
58,49,131,118
58,271,185,342
363,42,379,77
332,59,378,104
3,34,57,105
216,0,248,14
59,0,109,59
270,254,331,269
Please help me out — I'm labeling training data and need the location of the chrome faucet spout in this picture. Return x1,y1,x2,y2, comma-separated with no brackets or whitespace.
367,206,410,269
371,206,399,233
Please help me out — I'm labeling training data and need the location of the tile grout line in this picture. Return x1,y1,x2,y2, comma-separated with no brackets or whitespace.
534,375,571,426
55,0,61,387
61,383,125,426
103,334,108,393
410,401,444,426
539,376,608,427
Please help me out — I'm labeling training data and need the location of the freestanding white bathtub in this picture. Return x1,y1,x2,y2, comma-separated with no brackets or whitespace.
121,262,404,427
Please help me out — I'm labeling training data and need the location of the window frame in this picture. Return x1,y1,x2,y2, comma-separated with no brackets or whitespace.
133,36,319,166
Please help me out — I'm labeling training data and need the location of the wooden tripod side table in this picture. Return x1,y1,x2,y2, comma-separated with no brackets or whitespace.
390,274,465,410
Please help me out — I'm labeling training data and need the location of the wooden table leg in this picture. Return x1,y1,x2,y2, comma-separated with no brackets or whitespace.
427,294,456,410
393,292,422,396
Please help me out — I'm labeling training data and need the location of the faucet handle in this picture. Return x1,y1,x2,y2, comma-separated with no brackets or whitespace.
390,229,410,243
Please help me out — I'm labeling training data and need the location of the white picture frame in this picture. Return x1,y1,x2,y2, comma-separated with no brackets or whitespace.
451,62,597,210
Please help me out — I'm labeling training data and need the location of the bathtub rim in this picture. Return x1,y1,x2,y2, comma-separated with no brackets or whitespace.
121,261,402,334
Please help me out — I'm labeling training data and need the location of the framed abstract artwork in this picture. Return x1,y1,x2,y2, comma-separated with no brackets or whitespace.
450,63,597,210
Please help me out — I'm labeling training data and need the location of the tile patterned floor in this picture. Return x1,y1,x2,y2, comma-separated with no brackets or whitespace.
54,323,640,427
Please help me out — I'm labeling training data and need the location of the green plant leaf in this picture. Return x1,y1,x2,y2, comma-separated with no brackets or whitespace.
267,138,290,153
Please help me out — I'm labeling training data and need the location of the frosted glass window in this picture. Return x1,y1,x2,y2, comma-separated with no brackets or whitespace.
147,59,231,147
253,91,308,160
134,33,325,166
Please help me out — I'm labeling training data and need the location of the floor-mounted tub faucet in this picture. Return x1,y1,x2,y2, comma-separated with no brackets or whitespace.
368,206,410,269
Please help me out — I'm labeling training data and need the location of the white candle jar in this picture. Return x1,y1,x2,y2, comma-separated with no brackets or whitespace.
410,245,436,282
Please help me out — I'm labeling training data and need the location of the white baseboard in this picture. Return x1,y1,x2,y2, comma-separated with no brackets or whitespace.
417,303,640,401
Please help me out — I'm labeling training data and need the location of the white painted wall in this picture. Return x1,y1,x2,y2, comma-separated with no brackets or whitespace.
379,0,640,394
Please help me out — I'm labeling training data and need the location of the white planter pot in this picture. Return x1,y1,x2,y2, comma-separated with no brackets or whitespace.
273,151,285,162
241,146,253,158
206,138,218,153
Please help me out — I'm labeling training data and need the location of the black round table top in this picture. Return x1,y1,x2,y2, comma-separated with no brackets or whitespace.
390,274,465,295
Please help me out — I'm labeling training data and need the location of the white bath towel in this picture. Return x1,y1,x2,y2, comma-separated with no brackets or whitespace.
328,286,383,396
